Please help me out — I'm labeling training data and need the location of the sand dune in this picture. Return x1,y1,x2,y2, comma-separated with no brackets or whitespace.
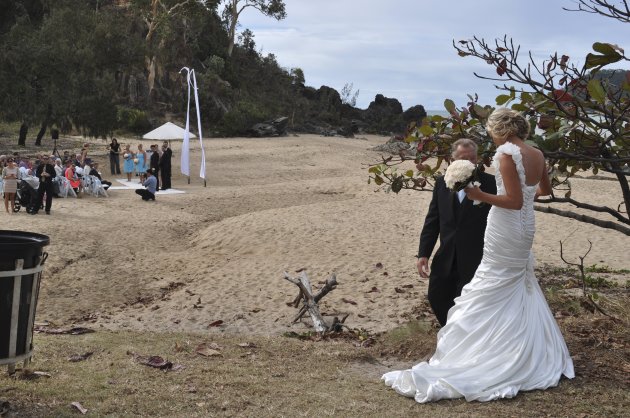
1,134,627,335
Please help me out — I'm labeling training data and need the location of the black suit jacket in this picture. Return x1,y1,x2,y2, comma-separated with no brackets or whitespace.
418,171,496,284
159,148,172,169
35,163,56,184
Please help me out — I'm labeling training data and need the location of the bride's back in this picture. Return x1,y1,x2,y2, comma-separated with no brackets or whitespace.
516,143,545,187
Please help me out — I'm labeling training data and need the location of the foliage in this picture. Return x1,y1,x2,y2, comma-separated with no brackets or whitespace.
221,0,286,57
117,107,152,134
368,1,630,235
340,82,360,107
218,100,269,136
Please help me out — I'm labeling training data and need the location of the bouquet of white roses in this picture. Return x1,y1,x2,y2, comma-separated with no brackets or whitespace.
444,160,482,205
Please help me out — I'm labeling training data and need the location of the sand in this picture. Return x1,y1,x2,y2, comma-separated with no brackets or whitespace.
1,134,628,335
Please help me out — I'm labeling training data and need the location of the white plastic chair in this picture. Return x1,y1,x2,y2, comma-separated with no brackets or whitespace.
89,176,108,197
57,177,77,198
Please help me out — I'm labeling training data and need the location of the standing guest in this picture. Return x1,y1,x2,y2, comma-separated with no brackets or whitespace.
2,158,19,214
122,144,135,182
159,141,172,190
62,150,71,165
149,144,160,190
33,155,56,215
108,138,121,175
89,162,112,190
80,143,90,166
415,138,496,326
135,169,157,201
135,144,147,177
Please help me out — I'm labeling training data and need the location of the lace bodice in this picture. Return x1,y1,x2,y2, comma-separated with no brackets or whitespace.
493,142,538,201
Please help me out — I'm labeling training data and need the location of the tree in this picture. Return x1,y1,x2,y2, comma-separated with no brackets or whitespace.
0,1,143,141
340,82,360,107
221,0,286,57
369,0,630,235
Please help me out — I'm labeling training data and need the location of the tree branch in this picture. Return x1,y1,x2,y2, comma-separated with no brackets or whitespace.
534,205,630,235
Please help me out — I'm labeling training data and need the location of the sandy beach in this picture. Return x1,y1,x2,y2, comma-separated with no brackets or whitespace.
1,134,628,336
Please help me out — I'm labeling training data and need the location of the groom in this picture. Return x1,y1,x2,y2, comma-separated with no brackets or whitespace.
416,138,496,326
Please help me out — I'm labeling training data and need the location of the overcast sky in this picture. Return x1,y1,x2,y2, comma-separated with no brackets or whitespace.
235,0,630,111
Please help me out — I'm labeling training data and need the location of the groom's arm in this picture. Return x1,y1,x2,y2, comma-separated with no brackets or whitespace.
418,181,441,258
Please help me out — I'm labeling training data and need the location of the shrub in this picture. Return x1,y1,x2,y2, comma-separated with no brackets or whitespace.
117,107,151,134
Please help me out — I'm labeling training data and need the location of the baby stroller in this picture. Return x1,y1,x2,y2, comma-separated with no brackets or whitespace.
14,180,40,213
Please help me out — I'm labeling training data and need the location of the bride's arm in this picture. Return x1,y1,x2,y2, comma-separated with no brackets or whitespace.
535,162,552,198
465,154,524,210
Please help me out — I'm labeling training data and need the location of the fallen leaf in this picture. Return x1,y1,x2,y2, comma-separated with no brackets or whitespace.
207,320,224,328
366,286,380,293
394,287,405,294
68,352,93,362
34,326,95,335
375,262,383,269
238,342,257,348
71,402,88,415
129,352,173,370
342,298,357,305
196,343,222,357
17,369,51,380
401,284,414,288
295,267,306,273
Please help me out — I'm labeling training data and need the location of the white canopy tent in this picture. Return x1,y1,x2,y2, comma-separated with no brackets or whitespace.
142,122,196,140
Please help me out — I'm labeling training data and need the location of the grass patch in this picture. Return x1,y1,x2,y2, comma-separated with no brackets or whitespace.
585,264,630,274
1,269,628,417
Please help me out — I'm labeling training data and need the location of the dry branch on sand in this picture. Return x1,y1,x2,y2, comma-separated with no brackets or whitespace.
283,271,346,332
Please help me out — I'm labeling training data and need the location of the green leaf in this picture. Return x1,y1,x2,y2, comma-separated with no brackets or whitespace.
368,166,380,174
587,79,606,103
444,99,456,114
391,177,403,193
418,124,433,136
511,103,528,112
495,94,511,105
585,52,622,69
405,170,414,178
592,42,621,55
374,175,384,186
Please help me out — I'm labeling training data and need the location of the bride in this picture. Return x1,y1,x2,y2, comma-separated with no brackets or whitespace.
382,108,574,403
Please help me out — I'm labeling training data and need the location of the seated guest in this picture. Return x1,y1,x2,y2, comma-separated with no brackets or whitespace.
135,169,157,201
89,162,112,190
65,162,81,194
22,169,40,190
54,158,64,177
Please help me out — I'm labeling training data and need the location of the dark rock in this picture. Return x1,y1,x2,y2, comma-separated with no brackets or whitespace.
402,105,427,123
370,135,414,155
367,94,403,116
248,116,289,137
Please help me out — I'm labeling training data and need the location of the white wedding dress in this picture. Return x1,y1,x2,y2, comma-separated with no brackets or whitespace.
382,142,574,403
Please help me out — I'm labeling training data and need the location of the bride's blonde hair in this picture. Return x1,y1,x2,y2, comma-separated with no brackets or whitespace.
486,108,530,140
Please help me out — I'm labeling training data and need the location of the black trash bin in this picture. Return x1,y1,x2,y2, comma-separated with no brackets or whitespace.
0,230,49,373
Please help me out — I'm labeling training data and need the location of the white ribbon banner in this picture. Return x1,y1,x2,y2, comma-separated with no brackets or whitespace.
179,67,206,180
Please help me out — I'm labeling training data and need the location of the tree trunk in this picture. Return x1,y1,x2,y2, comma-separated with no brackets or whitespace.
18,123,28,146
35,121,47,146
146,55,156,99
35,105,51,146
615,172,630,221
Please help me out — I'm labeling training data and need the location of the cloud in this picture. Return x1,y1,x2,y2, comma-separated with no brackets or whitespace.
236,0,630,110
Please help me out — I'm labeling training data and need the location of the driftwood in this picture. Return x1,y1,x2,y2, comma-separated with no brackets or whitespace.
283,271,339,332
